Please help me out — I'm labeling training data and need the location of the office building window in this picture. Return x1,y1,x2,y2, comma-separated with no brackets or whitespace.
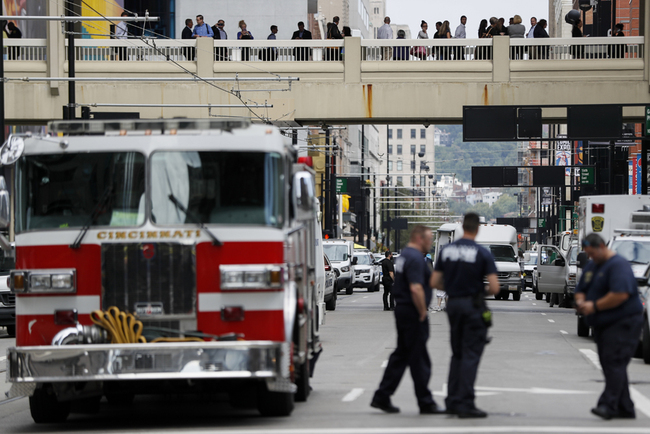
411,129,416,139
420,145,426,154
411,160,415,170
397,145,402,155
396,160,402,171
397,176,403,186
397,129,402,139
388,161,393,170
420,176,426,186
388,145,392,154
411,176,416,187
410,144,416,154
388,129,392,139
421,129,426,139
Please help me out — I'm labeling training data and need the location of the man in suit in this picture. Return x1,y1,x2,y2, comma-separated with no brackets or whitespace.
212,19,228,61
181,18,195,61
291,21,312,61
326,16,343,61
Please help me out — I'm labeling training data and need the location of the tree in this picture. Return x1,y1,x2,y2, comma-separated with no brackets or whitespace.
492,194,517,218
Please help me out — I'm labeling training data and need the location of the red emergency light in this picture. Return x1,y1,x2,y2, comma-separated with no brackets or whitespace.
592,204,605,214
298,156,313,167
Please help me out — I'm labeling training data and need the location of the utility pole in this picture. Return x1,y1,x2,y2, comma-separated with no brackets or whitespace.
324,130,332,235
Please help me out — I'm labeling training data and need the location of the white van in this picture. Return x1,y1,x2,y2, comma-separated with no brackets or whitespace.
435,223,522,301
323,239,355,294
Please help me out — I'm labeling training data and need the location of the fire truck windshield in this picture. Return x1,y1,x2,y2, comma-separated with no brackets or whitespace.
16,152,146,232
150,151,284,228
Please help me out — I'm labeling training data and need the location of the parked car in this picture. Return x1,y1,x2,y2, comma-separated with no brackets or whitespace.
324,254,337,311
323,239,355,294
0,253,15,337
522,251,537,291
352,250,380,292
537,244,570,307
637,269,650,364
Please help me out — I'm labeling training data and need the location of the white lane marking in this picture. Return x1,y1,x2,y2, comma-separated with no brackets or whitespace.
548,319,555,323
380,360,388,368
352,300,358,303
541,313,546,316
532,303,537,306
342,388,364,402
580,348,602,371
363,296,369,299
630,387,650,419
149,427,650,433
560,330,569,334
0,356,5,362
475,386,593,395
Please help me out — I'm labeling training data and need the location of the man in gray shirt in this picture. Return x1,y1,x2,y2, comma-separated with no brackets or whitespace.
453,16,466,60
377,16,393,61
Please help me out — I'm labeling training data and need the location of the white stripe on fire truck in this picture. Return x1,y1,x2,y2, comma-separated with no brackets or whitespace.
16,295,100,316
198,292,284,312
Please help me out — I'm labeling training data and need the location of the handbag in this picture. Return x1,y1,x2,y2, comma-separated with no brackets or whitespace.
409,45,427,58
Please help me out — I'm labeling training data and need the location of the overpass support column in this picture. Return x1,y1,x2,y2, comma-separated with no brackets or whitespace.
344,37,361,84
46,0,65,96
196,38,214,78
492,36,510,83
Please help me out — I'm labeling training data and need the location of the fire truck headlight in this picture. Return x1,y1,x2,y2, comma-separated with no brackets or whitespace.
30,274,52,290
11,269,76,293
52,274,74,289
220,265,284,290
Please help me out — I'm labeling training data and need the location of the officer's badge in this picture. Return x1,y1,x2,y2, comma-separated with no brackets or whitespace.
584,271,593,284
591,217,604,232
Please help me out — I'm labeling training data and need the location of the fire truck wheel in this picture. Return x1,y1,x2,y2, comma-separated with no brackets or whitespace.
257,385,294,417
294,361,310,402
346,287,353,295
513,292,521,301
5,325,15,337
29,384,71,423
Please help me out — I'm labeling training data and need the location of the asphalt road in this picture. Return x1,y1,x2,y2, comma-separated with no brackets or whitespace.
1,289,650,434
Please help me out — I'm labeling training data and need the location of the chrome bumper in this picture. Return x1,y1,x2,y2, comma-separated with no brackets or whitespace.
8,341,289,384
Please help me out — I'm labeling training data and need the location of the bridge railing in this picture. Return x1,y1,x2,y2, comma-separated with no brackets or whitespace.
361,38,493,61
2,39,47,61
2,37,643,64
509,36,644,60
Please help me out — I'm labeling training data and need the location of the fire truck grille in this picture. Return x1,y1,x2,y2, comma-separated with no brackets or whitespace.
102,243,196,318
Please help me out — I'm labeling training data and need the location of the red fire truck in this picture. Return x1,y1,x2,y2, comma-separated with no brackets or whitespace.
0,119,321,422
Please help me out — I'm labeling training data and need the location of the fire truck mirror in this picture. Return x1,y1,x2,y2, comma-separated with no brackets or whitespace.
0,176,10,229
293,171,316,221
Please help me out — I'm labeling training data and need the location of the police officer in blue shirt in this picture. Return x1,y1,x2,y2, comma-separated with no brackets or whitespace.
371,225,444,415
431,213,499,418
575,233,644,420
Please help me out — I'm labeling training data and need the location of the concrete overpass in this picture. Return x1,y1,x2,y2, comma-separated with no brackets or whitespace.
3,19,650,126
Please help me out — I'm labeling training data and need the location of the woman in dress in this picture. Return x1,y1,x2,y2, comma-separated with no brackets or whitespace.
414,20,429,60
436,20,452,60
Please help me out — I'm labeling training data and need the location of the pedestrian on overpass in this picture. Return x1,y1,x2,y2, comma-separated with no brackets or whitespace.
431,213,500,418
575,233,643,420
371,226,444,415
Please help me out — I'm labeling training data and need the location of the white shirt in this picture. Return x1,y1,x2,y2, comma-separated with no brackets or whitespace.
377,23,393,39
527,24,536,38
115,21,128,39
454,24,466,39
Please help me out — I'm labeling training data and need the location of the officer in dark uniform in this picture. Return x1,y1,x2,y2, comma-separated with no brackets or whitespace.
381,251,395,310
371,225,444,415
575,233,644,420
431,213,499,418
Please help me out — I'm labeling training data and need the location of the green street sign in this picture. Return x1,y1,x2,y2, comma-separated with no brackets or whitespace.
336,178,347,194
580,167,595,185
646,106,650,136
538,218,546,228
